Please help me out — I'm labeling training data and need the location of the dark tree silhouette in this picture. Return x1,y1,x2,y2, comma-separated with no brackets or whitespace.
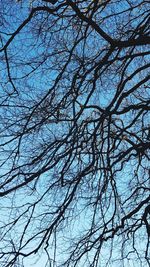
0,0,150,266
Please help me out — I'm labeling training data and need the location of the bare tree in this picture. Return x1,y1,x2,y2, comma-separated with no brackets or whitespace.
0,0,150,266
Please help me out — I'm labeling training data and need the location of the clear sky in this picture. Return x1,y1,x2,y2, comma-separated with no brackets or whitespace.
0,1,149,267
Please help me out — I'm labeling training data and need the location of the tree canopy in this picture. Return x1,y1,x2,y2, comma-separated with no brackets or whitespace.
0,0,150,266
